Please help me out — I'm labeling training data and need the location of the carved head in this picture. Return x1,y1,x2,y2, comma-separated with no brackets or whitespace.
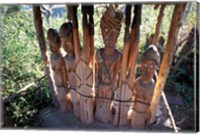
100,5,123,48
47,28,61,53
141,45,160,82
59,22,74,54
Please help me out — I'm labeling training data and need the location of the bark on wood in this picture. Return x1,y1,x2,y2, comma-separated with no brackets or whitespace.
152,5,166,46
32,6,58,107
150,3,186,124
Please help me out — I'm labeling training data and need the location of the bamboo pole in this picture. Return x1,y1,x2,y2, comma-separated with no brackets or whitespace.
127,5,142,87
150,3,186,124
32,6,58,107
152,5,166,46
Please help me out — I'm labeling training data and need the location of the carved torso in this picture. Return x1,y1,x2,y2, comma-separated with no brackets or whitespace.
50,53,64,87
96,48,121,89
134,77,155,113
64,54,76,88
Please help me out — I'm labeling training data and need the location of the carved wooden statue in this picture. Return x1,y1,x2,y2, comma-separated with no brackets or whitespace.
47,28,71,113
131,45,160,129
95,5,122,123
67,5,94,125
59,22,80,118
112,5,141,126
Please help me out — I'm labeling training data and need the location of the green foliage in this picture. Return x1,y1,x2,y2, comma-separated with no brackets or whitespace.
2,6,44,96
166,64,194,108
5,78,51,127
1,5,49,127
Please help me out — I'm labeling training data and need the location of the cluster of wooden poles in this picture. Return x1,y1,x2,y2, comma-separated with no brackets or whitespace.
32,3,187,132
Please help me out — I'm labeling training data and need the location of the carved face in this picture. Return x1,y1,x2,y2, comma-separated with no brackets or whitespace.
141,60,157,82
60,36,74,55
48,39,60,53
101,24,120,48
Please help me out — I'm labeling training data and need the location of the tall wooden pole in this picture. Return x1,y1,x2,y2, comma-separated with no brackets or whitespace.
152,5,166,46
150,3,186,124
72,6,81,64
32,5,58,107
127,5,142,87
120,5,131,85
33,5,47,63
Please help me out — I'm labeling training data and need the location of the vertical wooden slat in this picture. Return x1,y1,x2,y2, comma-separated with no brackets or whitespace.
150,3,186,124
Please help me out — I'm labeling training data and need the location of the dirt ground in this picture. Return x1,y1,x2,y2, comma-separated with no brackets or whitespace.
33,98,176,132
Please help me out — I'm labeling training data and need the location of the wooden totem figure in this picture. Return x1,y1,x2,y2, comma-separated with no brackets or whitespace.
95,5,122,123
113,5,142,126
131,45,160,129
68,5,94,125
59,22,80,118
47,28,71,113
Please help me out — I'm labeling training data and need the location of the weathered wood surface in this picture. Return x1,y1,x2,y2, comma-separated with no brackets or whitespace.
150,3,186,126
69,5,94,124
76,60,94,125
32,6,58,107
64,56,80,118
113,5,132,126
152,5,166,46
127,5,142,87
113,5,141,127
113,82,132,126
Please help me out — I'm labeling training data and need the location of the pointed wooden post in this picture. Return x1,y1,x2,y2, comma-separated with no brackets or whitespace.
32,5,58,107
152,4,166,46
119,5,132,85
127,5,142,86
150,3,186,125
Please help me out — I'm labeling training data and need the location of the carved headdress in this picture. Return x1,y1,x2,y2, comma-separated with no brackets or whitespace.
100,5,123,30
142,45,160,65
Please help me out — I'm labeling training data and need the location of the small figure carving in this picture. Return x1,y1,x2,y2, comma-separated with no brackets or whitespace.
47,28,71,113
95,5,123,123
59,22,80,117
131,45,160,129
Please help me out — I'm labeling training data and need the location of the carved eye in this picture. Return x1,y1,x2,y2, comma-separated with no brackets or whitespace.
105,28,108,32
143,63,148,67
150,64,154,69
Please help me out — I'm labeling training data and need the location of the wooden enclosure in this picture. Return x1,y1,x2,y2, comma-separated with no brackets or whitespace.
32,3,188,131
